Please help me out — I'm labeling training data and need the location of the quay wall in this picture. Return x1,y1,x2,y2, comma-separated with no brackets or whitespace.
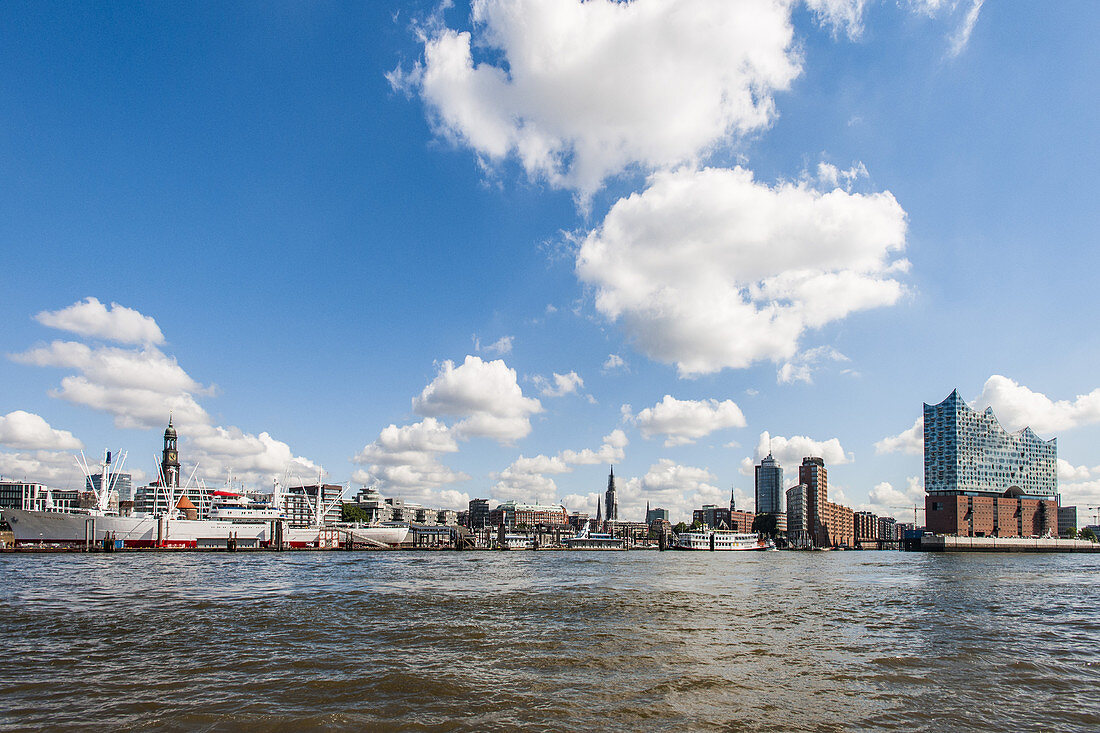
920,535,1100,553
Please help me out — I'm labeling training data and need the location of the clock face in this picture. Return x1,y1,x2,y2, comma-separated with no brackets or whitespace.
167,451,177,462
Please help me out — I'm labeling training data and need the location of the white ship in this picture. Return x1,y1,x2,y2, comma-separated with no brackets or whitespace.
672,529,774,551
1,447,409,549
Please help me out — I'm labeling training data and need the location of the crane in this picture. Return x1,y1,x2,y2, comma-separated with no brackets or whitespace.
888,505,925,525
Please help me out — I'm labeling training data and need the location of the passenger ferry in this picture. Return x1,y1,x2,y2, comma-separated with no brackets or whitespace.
673,529,774,551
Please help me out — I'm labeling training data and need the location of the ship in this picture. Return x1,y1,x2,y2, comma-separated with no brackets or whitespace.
672,528,774,551
1,438,409,549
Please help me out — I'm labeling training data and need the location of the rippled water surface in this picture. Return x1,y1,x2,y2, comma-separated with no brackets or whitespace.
2,550,1098,731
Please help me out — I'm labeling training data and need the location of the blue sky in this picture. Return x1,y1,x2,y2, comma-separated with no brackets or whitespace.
2,1,1098,524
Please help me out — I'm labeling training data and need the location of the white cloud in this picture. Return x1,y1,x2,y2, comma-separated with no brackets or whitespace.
875,417,924,455
804,0,869,40
602,353,626,373
413,355,542,443
619,459,729,522
947,0,983,57
0,411,83,451
863,476,925,517
632,395,746,447
491,428,628,503
351,418,470,507
1059,481,1100,520
975,375,1100,435
34,297,164,345
0,449,87,487
532,370,584,398
576,166,908,376
474,334,513,355
777,345,850,384
14,302,321,488
391,0,802,199
740,430,853,487
1058,459,1090,483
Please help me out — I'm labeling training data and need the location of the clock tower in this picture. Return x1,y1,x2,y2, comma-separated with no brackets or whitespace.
161,415,180,488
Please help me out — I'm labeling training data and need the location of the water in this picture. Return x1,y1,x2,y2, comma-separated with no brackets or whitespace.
1,550,1098,731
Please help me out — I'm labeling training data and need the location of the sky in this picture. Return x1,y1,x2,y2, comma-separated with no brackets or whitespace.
1,1,1099,526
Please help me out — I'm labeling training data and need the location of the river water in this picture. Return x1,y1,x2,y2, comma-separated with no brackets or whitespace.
1,550,1098,731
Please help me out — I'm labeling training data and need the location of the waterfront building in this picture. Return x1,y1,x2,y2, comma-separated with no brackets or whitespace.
0,481,79,511
436,509,458,526
924,390,1058,537
353,486,394,522
282,483,343,527
854,511,877,547
489,500,569,529
87,471,132,503
467,498,491,528
1058,505,1078,536
646,506,669,525
755,453,784,515
694,505,731,529
878,516,899,542
604,466,619,522
786,484,810,547
799,457,829,546
133,483,213,517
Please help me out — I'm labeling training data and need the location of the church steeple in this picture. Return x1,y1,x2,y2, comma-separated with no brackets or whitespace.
161,415,180,488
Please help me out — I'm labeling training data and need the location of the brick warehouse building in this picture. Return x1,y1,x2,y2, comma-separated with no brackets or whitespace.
924,389,1058,537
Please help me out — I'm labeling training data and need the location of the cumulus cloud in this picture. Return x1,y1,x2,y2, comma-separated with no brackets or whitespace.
532,370,584,398
34,297,164,345
391,0,802,199
602,354,626,374
740,430,852,487
491,428,628,503
352,419,471,508
0,449,88,487
616,459,730,523
975,376,1100,435
413,355,543,443
863,476,925,517
777,346,850,384
576,166,908,376
875,417,924,455
1058,459,1091,483
13,301,321,487
630,395,746,447
0,411,83,451
1059,480,1100,519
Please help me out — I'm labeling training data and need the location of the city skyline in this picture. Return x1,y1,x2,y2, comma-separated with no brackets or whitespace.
1,2,1099,524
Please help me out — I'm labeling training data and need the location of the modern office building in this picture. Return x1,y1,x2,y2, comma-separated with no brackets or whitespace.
87,472,132,503
604,466,619,522
282,483,343,527
0,481,79,511
786,484,810,547
467,498,491,528
646,506,670,525
1057,505,1078,537
755,453,784,515
924,389,1058,537
799,457,828,546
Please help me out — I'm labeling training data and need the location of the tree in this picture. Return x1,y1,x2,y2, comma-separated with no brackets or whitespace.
1065,526,1078,539
690,519,703,530
673,521,688,535
341,504,370,523
1081,527,1097,542
752,513,778,537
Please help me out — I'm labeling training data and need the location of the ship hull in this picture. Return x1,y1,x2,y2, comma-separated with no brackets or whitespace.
1,509,410,549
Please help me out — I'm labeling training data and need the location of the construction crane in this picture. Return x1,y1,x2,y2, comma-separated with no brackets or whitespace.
1086,506,1100,527
888,505,926,525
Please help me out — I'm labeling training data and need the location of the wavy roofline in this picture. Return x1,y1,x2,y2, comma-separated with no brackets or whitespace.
924,388,1057,445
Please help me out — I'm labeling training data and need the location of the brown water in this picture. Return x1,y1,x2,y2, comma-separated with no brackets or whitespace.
2,550,1098,731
